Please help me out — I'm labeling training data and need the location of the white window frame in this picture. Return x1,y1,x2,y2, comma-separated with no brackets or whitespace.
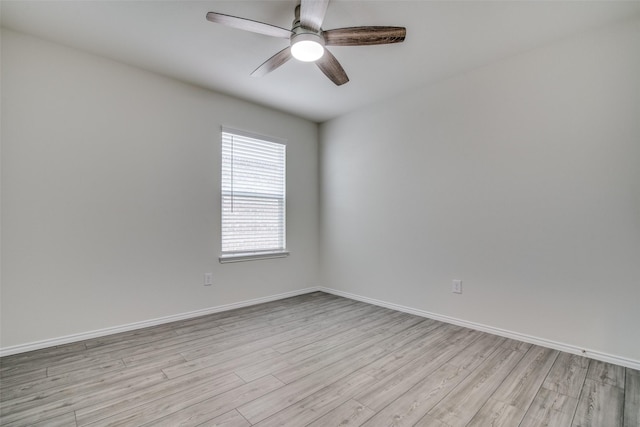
219,127,288,263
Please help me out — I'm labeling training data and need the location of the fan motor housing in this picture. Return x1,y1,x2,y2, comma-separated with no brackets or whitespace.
290,30,324,47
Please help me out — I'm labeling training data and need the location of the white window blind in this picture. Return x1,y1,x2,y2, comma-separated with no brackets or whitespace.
221,128,287,261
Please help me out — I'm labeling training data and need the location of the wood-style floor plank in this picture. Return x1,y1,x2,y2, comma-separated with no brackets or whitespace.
520,351,589,427
1,292,638,427
269,304,387,354
425,346,525,426
272,316,429,384
625,368,640,427
1,358,128,401
355,321,448,381
139,376,284,427
361,362,470,427
75,369,241,425
237,315,423,424
197,410,251,427
572,378,624,426
520,388,579,427
355,328,487,412
305,399,375,427
23,411,77,427
82,373,249,426
542,352,590,398
0,360,170,424
466,346,558,426
233,307,402,383
252,371,375,427
587,359,626,388
0,342,87,371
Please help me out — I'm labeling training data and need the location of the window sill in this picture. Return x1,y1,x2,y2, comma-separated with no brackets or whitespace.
219,251,289,263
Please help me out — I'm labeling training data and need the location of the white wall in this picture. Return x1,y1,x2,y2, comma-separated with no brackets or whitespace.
320,19,640,363
1,29,320,349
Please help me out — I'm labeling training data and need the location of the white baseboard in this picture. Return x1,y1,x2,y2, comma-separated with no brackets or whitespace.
318,286,640,371
3,285,638,370
0,287,318,357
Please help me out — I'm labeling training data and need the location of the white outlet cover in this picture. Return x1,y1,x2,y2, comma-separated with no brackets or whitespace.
452,279,462,294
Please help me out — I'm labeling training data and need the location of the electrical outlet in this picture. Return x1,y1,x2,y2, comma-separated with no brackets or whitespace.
452,279,462,294
204,273,213,286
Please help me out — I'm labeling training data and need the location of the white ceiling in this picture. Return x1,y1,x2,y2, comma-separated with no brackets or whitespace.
2,1,639,122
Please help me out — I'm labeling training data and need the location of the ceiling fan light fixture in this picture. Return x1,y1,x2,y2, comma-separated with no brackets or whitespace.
206,2,406,85
291,33,324,62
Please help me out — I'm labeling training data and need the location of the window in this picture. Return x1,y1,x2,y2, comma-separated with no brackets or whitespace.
220,127,287,262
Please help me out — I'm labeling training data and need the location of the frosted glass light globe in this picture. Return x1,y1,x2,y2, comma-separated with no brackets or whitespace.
291,40,324,62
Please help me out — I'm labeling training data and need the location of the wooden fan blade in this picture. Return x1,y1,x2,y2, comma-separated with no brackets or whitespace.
323,26,406,46
251,47,293,77
300,0,329,33
206,12,292,39
316,49,349,86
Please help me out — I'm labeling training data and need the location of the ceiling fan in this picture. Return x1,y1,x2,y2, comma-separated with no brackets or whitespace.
206,0,406,86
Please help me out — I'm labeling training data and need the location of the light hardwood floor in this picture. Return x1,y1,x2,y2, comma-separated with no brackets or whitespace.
1,292,638,426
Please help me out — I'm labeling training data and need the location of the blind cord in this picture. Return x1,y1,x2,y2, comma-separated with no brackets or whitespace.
231,134,235,213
